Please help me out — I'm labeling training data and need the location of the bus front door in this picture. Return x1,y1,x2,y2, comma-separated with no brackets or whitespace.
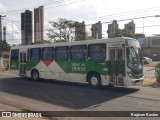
19,52,26,77
109,48,124,86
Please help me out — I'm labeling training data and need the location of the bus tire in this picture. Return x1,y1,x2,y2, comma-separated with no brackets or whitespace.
31,69,39,81
88,74,101,88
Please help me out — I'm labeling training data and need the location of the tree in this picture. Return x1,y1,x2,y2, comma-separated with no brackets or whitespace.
134,33,145,39
114,29,145,39
74,21,86,41
2,41,10,51
86,33,94,40
46,18,76,42
115,29,134,38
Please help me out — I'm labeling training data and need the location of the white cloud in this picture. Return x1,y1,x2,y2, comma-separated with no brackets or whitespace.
0,3,7,13
1,0,160,41
6,23,21,44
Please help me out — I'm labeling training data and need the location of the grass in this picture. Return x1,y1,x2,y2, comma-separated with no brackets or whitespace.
0,68,6,72
141,76,157,87
141,62,159,87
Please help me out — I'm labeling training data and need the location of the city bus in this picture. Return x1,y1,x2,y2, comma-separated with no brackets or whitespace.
9,37,144,88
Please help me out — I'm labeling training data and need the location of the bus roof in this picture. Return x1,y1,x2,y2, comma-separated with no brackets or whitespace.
11,37,136,49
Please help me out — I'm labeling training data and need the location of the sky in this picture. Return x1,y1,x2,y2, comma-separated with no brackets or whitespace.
1,0,160,44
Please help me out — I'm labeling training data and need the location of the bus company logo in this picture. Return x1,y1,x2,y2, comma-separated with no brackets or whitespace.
2,112,11,117
72,63,86,72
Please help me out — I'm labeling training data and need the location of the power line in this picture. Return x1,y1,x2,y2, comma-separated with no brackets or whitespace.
83,15,160,26
4,24,160,35
2,0,160,32
84,6,160,21
3,0,160,17
2,18,20,22
136,24,160,28
3,21,160,33
4,24,160,44
4,0,87,15
6,0,160,22
4,0,72,14
45,0,87,9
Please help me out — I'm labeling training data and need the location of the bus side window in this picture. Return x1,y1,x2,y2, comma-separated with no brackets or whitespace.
117,49,123,61
30,48,41,61
88,44,106,61
55,46,69,61
11,49,19,61
70,45,87,61
42,47,54,60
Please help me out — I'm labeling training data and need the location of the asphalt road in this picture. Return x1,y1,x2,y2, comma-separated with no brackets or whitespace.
0,72,160,120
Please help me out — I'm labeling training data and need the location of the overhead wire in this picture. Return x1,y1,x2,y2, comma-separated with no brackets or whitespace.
4,0,87,15
4,0,72,14
84,6,160,21
2,0,160,43
2,0,160,30
3,0,160,21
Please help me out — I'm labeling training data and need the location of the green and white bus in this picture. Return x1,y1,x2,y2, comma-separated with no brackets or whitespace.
9,37,144,88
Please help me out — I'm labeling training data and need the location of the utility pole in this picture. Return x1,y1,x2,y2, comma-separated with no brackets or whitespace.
3,26,6,42
0,15,6,58
12,20,13,45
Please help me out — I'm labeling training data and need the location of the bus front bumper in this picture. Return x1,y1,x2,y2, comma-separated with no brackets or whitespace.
130,76,144,85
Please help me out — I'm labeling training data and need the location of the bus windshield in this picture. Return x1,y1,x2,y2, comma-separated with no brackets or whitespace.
126,47,143,70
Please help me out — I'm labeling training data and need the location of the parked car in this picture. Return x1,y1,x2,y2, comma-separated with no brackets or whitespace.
142,57,152,64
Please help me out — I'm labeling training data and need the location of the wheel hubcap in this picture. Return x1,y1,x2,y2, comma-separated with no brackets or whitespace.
33,72,38,80
91,77,98,86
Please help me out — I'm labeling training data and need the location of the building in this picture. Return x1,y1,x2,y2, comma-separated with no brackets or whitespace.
124,20,135,36
21,10,33,45
147,36,160,47
141,36,160,61
107,20,119,38
91,21,102,39
34,6,44,43
75,21,86,41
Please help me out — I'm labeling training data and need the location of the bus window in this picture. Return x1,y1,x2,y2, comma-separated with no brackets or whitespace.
55,46,69,61
42,47,54,60
117,49,123,61
88,44,106,61
70,45,87,61
30,48,41,60
11,49,19,60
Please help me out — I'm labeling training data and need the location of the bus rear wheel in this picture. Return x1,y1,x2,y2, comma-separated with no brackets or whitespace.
88,74,101,88
31,70,39,81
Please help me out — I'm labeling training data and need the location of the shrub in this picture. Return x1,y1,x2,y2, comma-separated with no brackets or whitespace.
155,63,160,83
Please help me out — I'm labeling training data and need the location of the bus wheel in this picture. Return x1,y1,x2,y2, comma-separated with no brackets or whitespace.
31,70,39,81
88,74,101,88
